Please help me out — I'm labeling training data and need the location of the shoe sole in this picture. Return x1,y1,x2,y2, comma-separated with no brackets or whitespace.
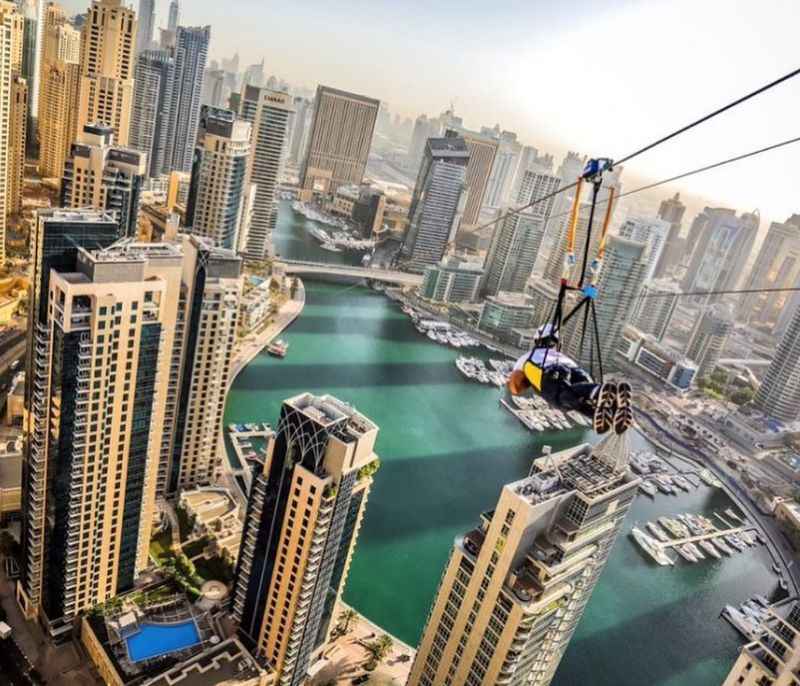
594,383,617,434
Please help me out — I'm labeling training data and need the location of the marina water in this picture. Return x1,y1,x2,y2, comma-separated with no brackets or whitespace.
224,201,779,685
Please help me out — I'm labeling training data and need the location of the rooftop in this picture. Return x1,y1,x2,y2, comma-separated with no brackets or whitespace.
0,453,21,490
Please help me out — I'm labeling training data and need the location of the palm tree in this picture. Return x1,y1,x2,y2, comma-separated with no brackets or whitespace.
338,607,358,634
369,634,393,663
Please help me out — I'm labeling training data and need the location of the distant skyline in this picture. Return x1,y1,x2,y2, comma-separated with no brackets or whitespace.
64,0,800,228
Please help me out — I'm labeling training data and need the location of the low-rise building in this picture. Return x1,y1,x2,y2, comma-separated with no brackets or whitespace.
775,498,800,548
722,598,800,686
82,591,271,686
0,452,21,521
719,410,794,452
477,292,534,342
420,257,483,304
239,276,275,333
179,487,243,565
5,371,23,426
618,326,698,390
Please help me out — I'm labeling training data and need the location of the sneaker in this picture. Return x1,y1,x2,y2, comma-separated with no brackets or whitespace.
593,382,616,434
616,381,632,408
614,406,634,434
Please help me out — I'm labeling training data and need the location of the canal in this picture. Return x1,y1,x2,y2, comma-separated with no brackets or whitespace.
224,201,779,685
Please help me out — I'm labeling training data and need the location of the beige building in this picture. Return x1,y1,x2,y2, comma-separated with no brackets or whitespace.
77,0,136,146
458,131,498,229
186,105,252,250
8,74,27,216
722,599,800,686
0,451,21,520
408,438,639,686
38,5,81,179
0,1,24,265
299,85,379,199
232,393,380,686
61,123,146,236
17,210,181,640
164,236,241,494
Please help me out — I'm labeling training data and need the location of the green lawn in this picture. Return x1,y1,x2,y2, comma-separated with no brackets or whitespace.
193,555,234,584
150,529,173,565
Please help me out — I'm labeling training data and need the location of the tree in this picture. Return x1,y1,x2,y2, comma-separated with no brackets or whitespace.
338,607,357,634
366,634,393,664
729,388,754,405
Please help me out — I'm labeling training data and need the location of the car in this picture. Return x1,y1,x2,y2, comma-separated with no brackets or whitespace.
351,676,369,685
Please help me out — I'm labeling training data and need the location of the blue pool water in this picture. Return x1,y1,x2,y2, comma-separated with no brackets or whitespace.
125,620,201,663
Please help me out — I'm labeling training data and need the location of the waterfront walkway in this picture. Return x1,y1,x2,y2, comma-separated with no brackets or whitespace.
219,280,306,506
278,259,422,287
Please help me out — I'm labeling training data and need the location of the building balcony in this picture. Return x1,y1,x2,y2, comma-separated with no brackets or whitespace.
461,527,485,559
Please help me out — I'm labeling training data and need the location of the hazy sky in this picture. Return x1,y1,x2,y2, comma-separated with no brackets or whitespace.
66,0,800,226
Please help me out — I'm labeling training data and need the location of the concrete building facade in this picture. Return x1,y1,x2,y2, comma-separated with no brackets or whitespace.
61,123,146,237
186,105,252,250
400,135,469,273
754,304,800,423
235,86,292,261
408,439,639,686
299,85,379,198
420,256,483,304
232,393,379,686
685,304,734,378
76,0,136,146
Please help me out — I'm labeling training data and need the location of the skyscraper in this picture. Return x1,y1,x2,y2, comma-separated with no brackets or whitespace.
167,0,179,32
631,279,680,341
9,75,28,218
299,85,379,198
166,237,242,494
682,208,759,295
129,48,175,177
19,0,39,129
61,123,146,237
186,106,252,250
737,216,800,328
166,25,210,173
653,192,686,277
17,208,125,635
400,135,469,272
458,130,498,228
76,0,136,146
483,129,522,209
234,86,293,261
408,438,639,686
566,235,648,370
408,114,441,166
232,393,380,685
754,304,800,422
482,169,560,296
288,95,312,165
685,304,734,377
722,598,800,686
618,216,670,282
0,0,24,265
38,57,79,178
135,0,154,53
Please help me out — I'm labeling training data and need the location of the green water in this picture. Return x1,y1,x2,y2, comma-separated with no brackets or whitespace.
224,204,779,685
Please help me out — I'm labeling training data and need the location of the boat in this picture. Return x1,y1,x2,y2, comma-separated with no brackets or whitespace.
646,521,670,543
630,527,674,566
654,477,675,495
726,535,746,552
320,241,342,252
673,475,692,492
699,539,721,559
639,480,657,497
772,563,782,575
713,538,733,556
685,543,704,560
779,579,788,591
699,469,723,488
675,544,697,563
725,508,744,523
267,339,289,358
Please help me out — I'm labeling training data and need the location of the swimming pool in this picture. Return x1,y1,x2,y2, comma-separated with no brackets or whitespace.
125,620,201,663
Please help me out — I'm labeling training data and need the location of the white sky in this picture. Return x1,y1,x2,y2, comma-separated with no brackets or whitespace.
65,0,800,227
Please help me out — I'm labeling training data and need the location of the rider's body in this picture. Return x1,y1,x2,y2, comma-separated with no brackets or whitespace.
507,326,633,434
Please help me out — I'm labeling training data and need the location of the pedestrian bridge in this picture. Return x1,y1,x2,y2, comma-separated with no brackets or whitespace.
277,259,423,286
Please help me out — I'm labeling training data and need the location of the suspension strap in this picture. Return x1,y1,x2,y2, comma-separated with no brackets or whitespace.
589,187,616,285
562,177,584,281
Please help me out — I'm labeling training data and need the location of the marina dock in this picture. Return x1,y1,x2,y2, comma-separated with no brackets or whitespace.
659,525,757,549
